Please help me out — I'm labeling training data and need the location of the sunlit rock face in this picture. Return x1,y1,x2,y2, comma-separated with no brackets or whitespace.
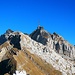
19,32,75,75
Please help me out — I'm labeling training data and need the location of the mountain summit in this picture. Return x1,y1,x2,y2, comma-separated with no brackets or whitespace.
0,26,75,75
30,26,51,45
30,26,75,59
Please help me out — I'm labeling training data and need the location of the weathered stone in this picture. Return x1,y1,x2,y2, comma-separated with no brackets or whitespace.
30,26,75,61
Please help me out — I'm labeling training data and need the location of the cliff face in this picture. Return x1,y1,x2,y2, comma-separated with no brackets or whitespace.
20,32,75,75
30,26,75,60
0,27,75,75
30,26,51,45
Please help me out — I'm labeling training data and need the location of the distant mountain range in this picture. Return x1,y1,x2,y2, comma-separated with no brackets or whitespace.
0,26,75,75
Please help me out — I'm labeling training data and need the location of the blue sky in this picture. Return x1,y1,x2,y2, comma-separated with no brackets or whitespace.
0,0,75,45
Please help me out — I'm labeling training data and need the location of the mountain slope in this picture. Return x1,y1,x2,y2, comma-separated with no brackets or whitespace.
14,50,62,75
0,27,75,75
20,31,75,75
0,42,62,75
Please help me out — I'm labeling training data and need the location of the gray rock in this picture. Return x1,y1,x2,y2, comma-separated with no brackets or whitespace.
0,29,14,45
30,26,75,60
30,26,51,45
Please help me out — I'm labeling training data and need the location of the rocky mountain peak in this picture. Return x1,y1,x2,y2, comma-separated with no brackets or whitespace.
30,26,75,61
5,29,14,34
30,26,51,45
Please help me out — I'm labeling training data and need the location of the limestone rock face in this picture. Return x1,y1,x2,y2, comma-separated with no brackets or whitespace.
50,33,75,60
20,32,75,75
30,26,75,60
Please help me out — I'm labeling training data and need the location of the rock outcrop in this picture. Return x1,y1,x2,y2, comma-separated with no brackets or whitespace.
30,26,51,45
20,32,75,75
30,26,75,61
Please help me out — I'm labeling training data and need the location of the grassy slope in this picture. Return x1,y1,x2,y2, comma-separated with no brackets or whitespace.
13,49,62,75
13,51,45,75
0,41,10,49
0,42,62,75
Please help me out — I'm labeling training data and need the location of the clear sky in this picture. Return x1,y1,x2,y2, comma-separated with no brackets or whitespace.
0,0,75,45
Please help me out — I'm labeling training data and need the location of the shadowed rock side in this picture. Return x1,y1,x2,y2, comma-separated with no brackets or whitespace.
0,58,16,75
30,26,51,45
0,49,17,75
9,35,21,50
